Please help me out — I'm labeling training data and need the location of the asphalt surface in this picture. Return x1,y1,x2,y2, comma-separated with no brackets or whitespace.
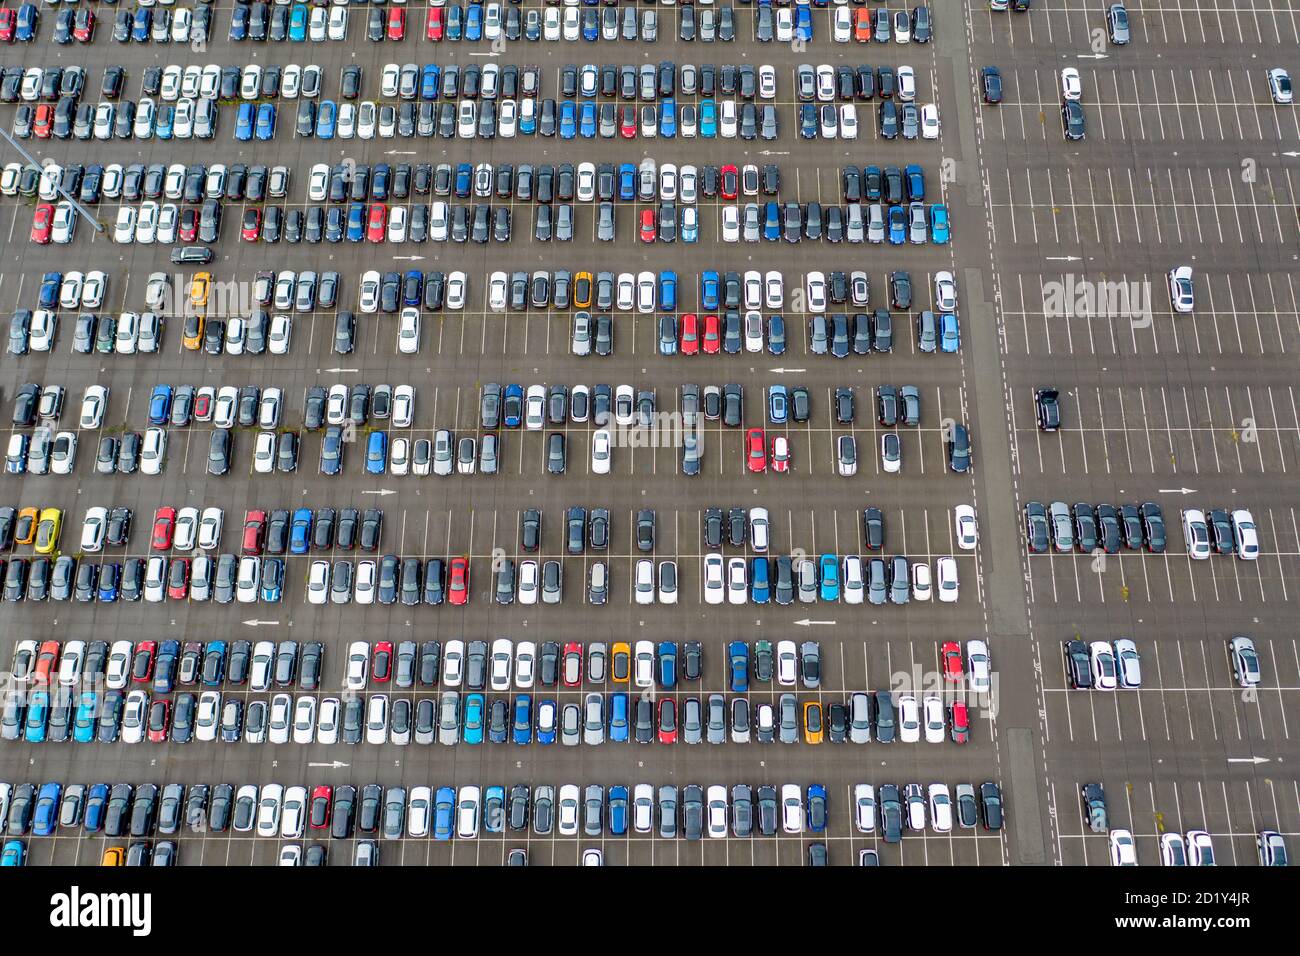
0,0,1296,867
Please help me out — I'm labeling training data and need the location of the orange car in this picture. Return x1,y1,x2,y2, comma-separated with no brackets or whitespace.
101,847,124,866
33,640,60,685
854,8,872,41
802,701,824,745
14,507,39,545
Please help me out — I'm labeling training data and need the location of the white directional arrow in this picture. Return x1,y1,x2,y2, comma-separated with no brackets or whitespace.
383,150,417,156
323,367,358,374
1227,757,1270,765
794,619,837,627
1045,256,1082,262
1076,53,1110,59
769,367,807,374
758,150,790,156
1157,487,1197,495
308,761,351,769
392,255,425,262
1284,151,1300,158
242,619,281,627
362,489,397,496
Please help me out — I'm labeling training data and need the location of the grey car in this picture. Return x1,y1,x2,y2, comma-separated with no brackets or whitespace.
582,693,604,745
437,692,460,745
706,694,726,744
778,693,798,744
560,702,581,746
682,697,703,744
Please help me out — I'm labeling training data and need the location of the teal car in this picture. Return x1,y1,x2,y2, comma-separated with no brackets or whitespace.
818,554,840,601
24,690,48,743
930,203,950,244
699,99,717,138
463,693,485,744
289,3,308,41
1,841,24,866
433,786,455,839
73,692,98,743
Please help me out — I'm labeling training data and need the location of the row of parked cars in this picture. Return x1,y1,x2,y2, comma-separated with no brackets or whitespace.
1025,500,1166,555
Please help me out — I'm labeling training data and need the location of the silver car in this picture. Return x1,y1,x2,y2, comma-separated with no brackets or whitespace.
582,693,605,745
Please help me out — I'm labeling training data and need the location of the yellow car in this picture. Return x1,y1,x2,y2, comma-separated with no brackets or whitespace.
802,701,824,745
189,271,211,309
33,507,62,555
181,312,205,351
610,642,631,683
100,847,124,866
573,271,593,309
14,506,39,545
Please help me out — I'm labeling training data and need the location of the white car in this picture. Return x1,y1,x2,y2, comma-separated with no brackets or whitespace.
79,386,108,429
122,691,148,743
490,638,513,692
345,641,369,690
391,385,414,429
911,561,931,601
897,65,916,102
1182,508,1211,559
256,785,283,838
446,272,468,310
253,432,275,474
750,508,770,552
922,696,945,743
317,698,340,746
1269,67,1294,104
278,787,307,840
842,555,864,605
269,314,292,355
1090,640,1118,690
443,640,465,688
928,784,952,832
173,507,200,551
936,556,959,603
407,786,432,838
703,554,725,605
706,785,728,838
358,270,381,313
1109,829,1138,866
633,559,655,606
897,695,921,743
633,640,654,688
781,784,804,833
591,429,612,474
56,640,84,687
196,507,222,552
921,102,941,139
721,205,740,242
1168,266,1195,313
524,386,546,430
365,694,389,745
954,505,979,550
636,272,656,314
1160,832,1187,867
268,694,292,745
195,692,220,742
1187,830,1216,866
355,561,376,605
556,785,579,837
1060,67,1083,101
1231,509,1259,560
81,271,107,309
306,560,330,605
967,639,991,694
764,271,784,308
398,308,420,354
106,640,133,689
805,271,827,311
1113,638,1142,688
292,696,317,745
517,560,539,605
308,163,330,202
776,640,798,686
515,641,536,689
934,271,957,312
726,558,748,605
854,784,877,833
28,311,55,352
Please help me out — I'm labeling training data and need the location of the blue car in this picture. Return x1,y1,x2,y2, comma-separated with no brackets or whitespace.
608,693,628,742
260,559,283,602
579,100,596,137
154,640,179,693
940,312,960,353
15,3,37,42
657,641,677,689
768,314,787,355
767,385,788,424
819,554,840,601
445,3,462,39
700,271,720,310
0,841,23,867
483,786,505,832
463,693,485,744
34,783,60,836
536,699,556,744
73,692,98,743
289,508,313,554
465,2,482,39
288,3,308,40
155,105,175,140
559,99,577,139
228,5,248,40
315,100,337,139
658,316,677,356
807,784,828,832
24,691,48,743
608,785,629,835
660,98,677,138
365,431,388,475
346,202,365,241
512,695,532,745
132,7,150,42
403,270,423,306
454,163,472,197
729,641,750,693
751,558,770,604
930,203,950,244
420,65,440,101
519,102,536,135
96,563,120,603
433,787,455,839
255,103,277,141
502,384,523,427
887,205,907,244
618,163,636,200
699,99,717,137
204,640,226,685
799,104,818,138
37,272,60,309
682,208,698,242
659,270,677,311
795,3,813,40
582,9,599,41
83,784,110,832
905,164,926,202
148,385,173,426
235,101,255,141
764,202,781,240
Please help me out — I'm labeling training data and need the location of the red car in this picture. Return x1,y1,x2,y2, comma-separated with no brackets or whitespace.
425,7,443,40
561,642,582,687
941,641,964,681
146,699,171,743
745,428,767,473
30,203,53,244
679,313,699,354
619,105,637,138
151,507,176,551
701,314,720,354
193,391,211,420
386,7,405,40
178,207,199,242
33,640,60,685
372,641,393,683
949,700,970,744
366,203,387,242
309,786,333,829
240,207,261,242
657,697,677,744
720,164,739,200
638,208,656,243
241,510,266,556
167,558,190,601
131,641,157,683
73,8,95,42
854,8,872,41
0,9,15,42
32,104,53,139
447,556,469,605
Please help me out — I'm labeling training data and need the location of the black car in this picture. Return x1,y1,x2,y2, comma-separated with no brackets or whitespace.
1140,502,1166,553
636,509,655,552
1073,503,1098,553
1062,100,1086,140
982,66,1003,103
1095,504,1122,554
1064,640,1093,689
1035,388,1061,430
1025,502,1050,553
